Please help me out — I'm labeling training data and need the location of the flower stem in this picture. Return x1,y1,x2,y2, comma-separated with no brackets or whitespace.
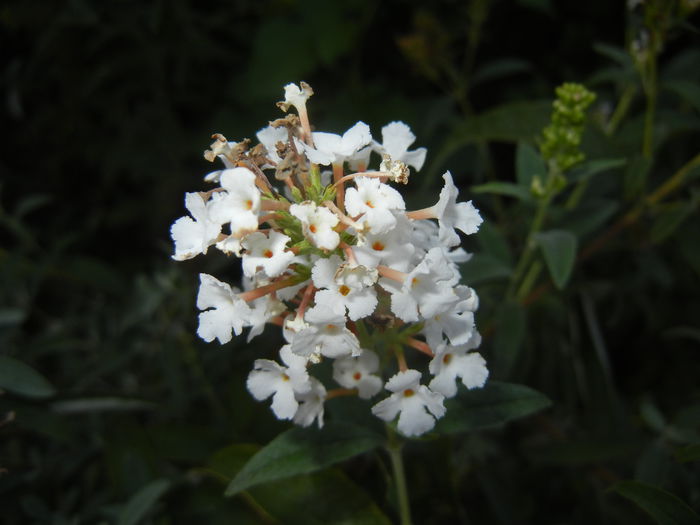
507,193,552,300
386,424,413,525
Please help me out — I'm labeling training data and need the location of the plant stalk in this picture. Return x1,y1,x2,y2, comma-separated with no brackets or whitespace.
386,425,413,525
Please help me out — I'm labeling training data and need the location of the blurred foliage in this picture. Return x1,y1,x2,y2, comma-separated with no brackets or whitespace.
1,0,700,523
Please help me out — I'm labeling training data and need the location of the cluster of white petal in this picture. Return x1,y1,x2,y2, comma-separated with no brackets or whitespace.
170,82,488,437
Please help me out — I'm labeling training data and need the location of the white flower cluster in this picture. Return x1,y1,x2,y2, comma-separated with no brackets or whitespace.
170,82,488,437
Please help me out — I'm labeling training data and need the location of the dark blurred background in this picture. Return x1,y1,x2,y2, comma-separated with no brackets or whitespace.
2,1,700,523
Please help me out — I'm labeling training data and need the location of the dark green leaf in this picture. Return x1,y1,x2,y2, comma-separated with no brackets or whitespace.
593,42,633,67
516,142,546,188
460,253,513,284
0,308,26,327
611,481,700,525
493,302,527,377
451,101,552,144
651,202,695,243
472,182,534,202
207,444,260,482
225,422,383,496
559,199,619,237
436,381,551,434
536,230,578,289
0,356,56,399
253,469,392,525
664,80,700,113
475,221,513,265
675,444,700,463
471,58,532,87
567,158,627,183
117,478,171,525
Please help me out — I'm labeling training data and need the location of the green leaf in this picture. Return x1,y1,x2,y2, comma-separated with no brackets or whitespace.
472,182,534,202
436,381,551,434
675,444,700,463
0,308,26,327
493,302,527,377
225,422,383,496
0,356,56,399
558,199,619,237
471,58,532,87
516,142,546,188
651,202,695,243
535,230,578,289
593,42,633,67
460,253,513,285
567,158,627,183
611,481,700,525
117,478,171,525
664,80,700,113
253,469,392,525
451,100,552,144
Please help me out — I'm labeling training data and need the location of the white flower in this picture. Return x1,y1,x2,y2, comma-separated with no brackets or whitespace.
371,369,445,437
306,256,378,321
354,214,414,272
256,125,289,165
291,308,361,358
428,336,487,398
208,167,261,237
293,377,326,428
278,82,314,113
196,273,252,344
373,121,427,172
431,171,483,247
246,294,286,343
381,247,459,322
289,201,339,251
170,192,221,261
345,177,406,234
410,219,472,268
422,285,478,349
300,122,372,166
215,235,243,257
241,231,295,278
247,345,311,420
333,350,383,399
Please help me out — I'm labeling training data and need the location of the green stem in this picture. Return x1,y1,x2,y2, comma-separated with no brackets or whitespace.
386,425,413,525
642,36,658,159
605,84,636,136
516,260,543,303
507,193,552,300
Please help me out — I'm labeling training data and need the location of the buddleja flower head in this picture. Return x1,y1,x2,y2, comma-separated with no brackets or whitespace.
170,83,487,437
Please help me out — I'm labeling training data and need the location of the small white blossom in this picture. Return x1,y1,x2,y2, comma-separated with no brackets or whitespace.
289,201,340,250
307,256,378,321
333,350,383,399
291,308,361,358
293,377,326,428
246,294,286,343
247,345,311,420
422,285,478,349
354,214,414,271
278,82,314,113
170,192,221,261
208,167,261,237
373,121,427,172
256,125,289,165
300,122,372,166
196,273,252,344
345,177,406,234
241,231,295,278
428,337,488,398
381,247,459,322
431,171,483,247
372,369,446,437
